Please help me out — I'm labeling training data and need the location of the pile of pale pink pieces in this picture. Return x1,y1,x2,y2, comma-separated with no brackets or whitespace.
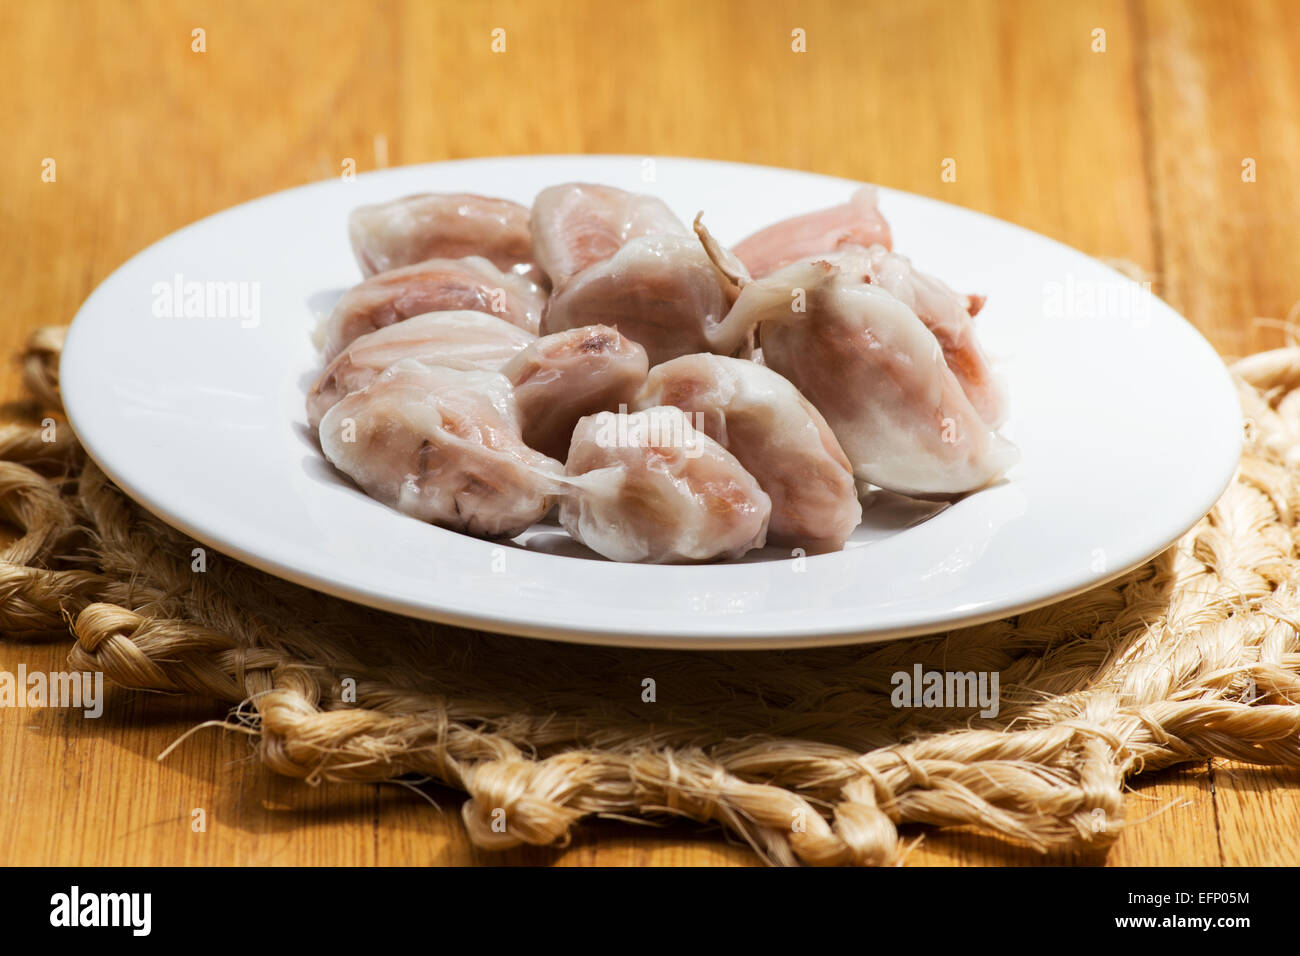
307,183,1017,564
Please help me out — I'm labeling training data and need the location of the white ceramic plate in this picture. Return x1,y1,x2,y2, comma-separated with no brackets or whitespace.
61,155,1241,649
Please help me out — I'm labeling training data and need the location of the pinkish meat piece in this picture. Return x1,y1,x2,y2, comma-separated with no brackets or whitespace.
348,193,536,279
319,361,561,538
634,354,861,553
732,186,892,278
723,256,1017,498
530,183,688,288
501,325,649,461
317,256,545,361
834,245,1006,427
307,311,535,429
557,406,771,563
540,234,756,367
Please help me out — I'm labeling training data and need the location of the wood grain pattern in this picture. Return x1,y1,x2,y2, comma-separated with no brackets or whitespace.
1,0,1297,866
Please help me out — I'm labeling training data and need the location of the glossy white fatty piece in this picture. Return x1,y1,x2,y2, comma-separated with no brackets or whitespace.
725,256,1018,498
530,182,689,289
502,325,649,461
634,354,861,553
348,193,537,280
317,256,546,360
557,406,771,563
319,360,561,539
307,310,535,429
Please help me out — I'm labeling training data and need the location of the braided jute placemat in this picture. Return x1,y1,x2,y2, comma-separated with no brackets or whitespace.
4,324,1300,866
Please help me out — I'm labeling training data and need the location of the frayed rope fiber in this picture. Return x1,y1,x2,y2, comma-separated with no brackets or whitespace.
4,324,1300,866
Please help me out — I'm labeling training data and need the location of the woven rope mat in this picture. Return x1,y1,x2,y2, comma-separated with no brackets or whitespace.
4,325,1300,866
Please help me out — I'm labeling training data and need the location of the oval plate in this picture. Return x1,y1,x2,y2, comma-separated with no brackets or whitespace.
61,156,1241,649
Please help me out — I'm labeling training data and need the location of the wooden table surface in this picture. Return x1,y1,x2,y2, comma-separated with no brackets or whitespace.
2,0,1298,866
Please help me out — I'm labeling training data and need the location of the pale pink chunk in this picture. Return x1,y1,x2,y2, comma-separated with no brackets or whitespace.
724,258,1017,498
635,354,861,553
502,325,649,460
318,256,545,361
319,361,561,539
840,245,1006,426
307,311,535,429
530,183,688,288
558,406,771,563
348,193,536,279
732,186,892,278
540,234,755,367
